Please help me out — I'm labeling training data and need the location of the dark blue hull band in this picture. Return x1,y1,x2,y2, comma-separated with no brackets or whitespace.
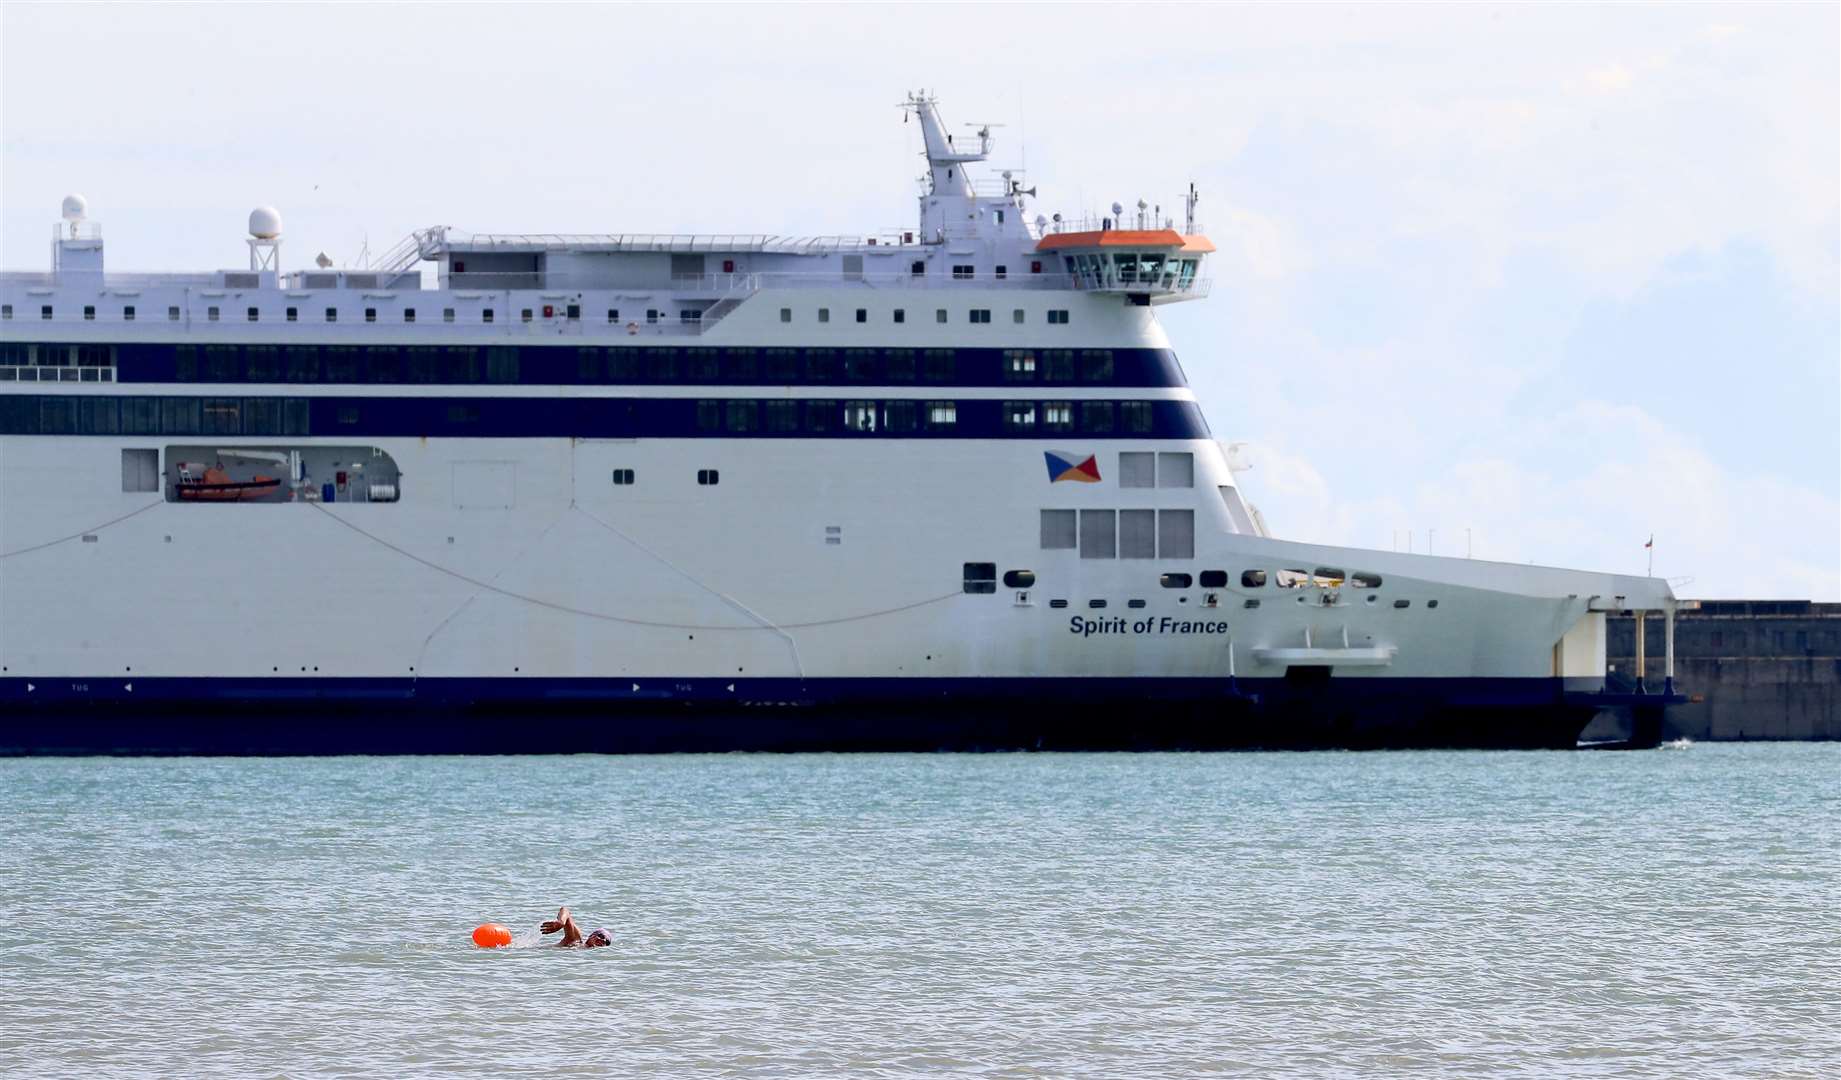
0,676,1630,754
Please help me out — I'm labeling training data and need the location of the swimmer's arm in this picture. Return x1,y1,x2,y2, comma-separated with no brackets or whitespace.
540,905,571,935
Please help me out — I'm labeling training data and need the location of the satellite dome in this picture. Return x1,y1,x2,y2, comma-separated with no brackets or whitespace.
1111,201,1123,217
61,194,88,222
248,206,283,239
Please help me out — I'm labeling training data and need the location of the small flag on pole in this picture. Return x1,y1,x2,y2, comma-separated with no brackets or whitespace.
1644,535,1653,549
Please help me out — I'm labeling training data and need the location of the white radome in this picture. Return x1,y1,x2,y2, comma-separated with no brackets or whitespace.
248,206,283,239
61,194,88,222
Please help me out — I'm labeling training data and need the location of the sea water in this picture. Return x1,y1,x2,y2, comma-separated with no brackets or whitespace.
2,744,1836,1078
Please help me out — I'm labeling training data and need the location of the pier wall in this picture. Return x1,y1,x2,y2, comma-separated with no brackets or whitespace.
1601,601,1840,740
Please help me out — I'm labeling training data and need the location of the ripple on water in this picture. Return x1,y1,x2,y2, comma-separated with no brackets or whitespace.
1,745,1839,1077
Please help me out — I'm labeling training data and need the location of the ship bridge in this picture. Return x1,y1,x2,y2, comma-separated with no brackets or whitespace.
1036,223,1214,305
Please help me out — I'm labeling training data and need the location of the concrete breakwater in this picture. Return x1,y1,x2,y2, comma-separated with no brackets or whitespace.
1588,601,1840,741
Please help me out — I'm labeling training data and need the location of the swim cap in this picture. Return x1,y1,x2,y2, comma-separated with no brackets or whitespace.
586,928,611,946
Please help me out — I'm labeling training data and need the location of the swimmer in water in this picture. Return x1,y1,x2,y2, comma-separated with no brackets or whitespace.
539,906,611,948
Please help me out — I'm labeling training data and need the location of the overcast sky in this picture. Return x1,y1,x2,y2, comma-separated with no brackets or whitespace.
3,3,1836,599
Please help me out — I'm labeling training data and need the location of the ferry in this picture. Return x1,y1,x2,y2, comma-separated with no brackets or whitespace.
0,93,1687,753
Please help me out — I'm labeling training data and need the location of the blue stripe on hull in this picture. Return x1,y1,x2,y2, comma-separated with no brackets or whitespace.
0,676,1605,754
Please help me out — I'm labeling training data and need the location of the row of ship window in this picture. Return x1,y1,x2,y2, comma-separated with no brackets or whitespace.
0,394,1203,439
0,343,1179,387
1,303,1074,327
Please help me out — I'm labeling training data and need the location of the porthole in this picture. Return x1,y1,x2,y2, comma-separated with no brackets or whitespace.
1241,570,1267,588
1127,599,1146,609
1002,570,1036,588
1159,573,1192,589
1199,570,1228,588
1244,598,1260,609
1427,599,1440,609
1088,599,1107,609
1049,599,1069,609
1393,599,1410,609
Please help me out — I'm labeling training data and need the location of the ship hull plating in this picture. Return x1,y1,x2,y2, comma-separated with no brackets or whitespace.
0,676,1600,754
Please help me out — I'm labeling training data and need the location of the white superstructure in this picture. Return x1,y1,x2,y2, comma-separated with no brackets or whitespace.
0,93,1685,752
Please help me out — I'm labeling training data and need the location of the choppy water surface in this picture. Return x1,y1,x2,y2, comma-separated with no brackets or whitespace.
2,745,1837,1078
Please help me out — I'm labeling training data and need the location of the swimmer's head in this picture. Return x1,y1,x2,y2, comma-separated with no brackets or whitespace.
584,928,611,948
